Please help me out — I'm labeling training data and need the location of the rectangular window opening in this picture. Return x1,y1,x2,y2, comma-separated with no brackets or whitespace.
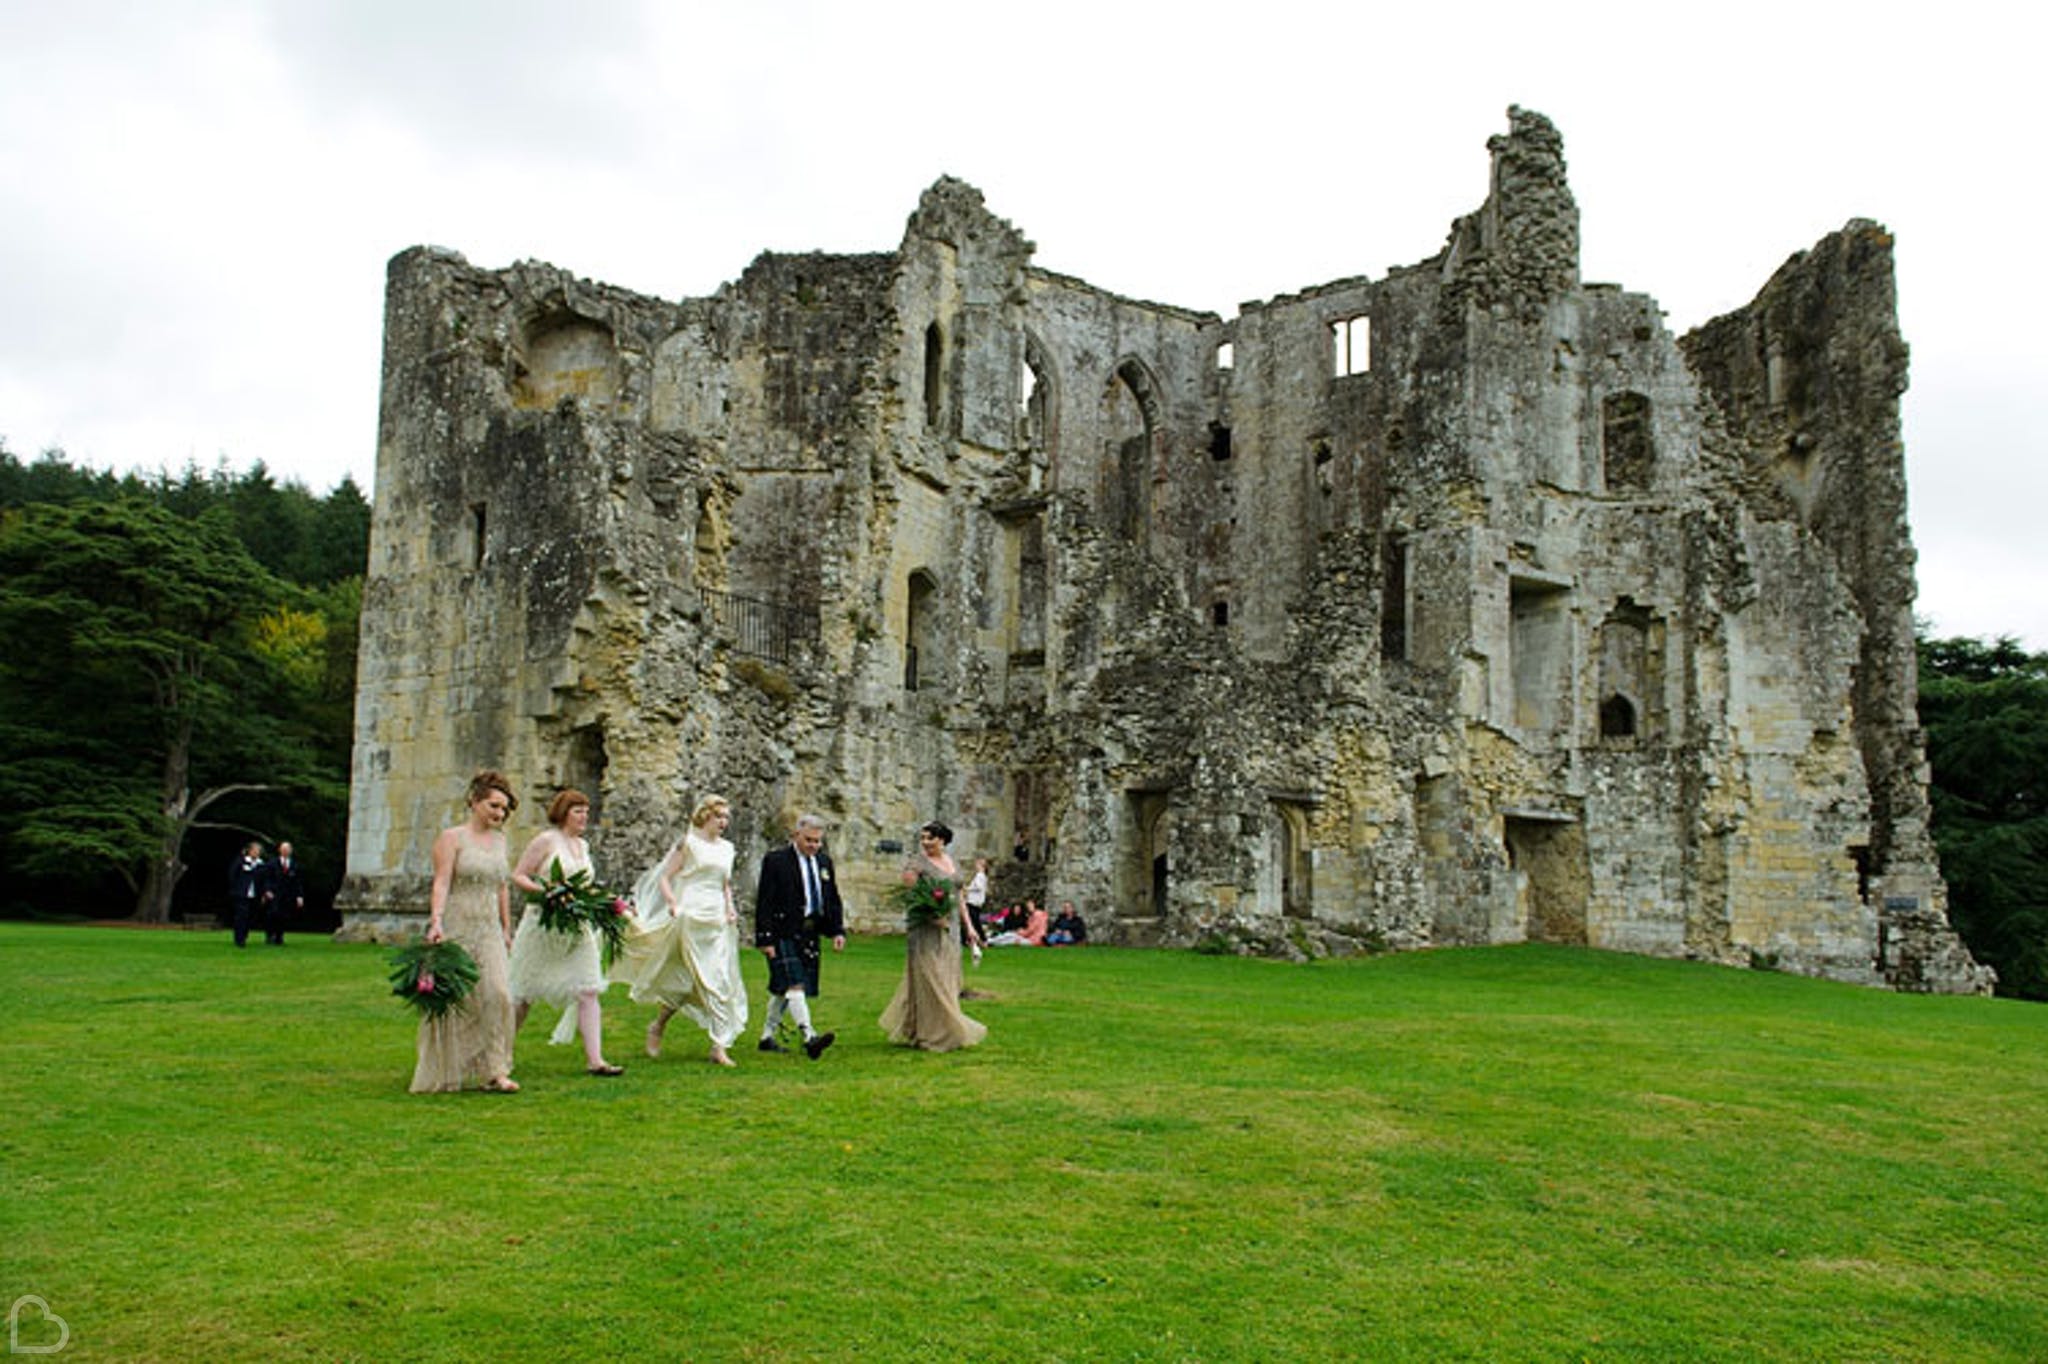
1331,315,1371,378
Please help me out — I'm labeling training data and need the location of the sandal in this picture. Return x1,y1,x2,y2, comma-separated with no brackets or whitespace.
481,1077,520,1093
587,1062,626,1077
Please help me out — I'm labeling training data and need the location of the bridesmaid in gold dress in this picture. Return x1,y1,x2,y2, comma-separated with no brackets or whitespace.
879,820,987,1052
411,770,521,1094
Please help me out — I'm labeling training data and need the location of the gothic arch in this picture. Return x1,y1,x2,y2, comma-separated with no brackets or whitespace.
1102,357,1164,547
904,567,940,692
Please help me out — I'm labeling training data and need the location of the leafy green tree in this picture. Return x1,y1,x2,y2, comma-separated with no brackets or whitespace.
1919,634,2048,999
0,500,330,920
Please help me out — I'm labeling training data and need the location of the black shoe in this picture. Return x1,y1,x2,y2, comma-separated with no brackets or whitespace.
757,1036,788,1054
803,1031,836,1060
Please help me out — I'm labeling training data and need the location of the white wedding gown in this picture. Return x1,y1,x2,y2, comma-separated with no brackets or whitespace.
611,832,749,1048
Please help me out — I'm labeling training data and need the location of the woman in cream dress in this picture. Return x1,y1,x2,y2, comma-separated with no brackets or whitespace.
613,794,749,1066
412,770,520,1094
507,788,624,1076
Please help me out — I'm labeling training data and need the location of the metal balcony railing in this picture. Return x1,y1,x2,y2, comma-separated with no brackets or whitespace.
691,586,819,664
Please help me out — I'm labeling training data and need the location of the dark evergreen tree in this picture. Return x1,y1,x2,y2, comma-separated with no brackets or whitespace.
1919,634,2048,1000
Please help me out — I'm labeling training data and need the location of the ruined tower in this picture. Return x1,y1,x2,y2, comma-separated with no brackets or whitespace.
338,107,1991,993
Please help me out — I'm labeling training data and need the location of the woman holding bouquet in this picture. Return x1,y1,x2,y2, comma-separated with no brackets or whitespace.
508,789,625,1076
878,820,986,1052
613,794,748,1067
412,770,521,1094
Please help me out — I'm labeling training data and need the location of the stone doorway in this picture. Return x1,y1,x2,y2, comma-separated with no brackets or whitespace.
1503,813,1588,945
1117,789,1173,940
1271,801,1313,919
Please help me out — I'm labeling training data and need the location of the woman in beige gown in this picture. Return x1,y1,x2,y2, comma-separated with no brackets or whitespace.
879,820,987,1052
412,770,520,1094
612,795,749,1067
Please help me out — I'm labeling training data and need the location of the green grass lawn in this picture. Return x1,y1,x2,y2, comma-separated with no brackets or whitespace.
2,924,2044,1362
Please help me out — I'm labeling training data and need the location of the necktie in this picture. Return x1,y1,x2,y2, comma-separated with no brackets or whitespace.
804,856,821,915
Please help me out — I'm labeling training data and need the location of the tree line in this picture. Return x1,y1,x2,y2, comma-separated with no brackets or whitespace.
0,444,2042,996
1917,635,2048,999
0,445,366,927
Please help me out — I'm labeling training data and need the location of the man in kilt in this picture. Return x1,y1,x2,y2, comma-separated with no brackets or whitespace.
753,813,845,1058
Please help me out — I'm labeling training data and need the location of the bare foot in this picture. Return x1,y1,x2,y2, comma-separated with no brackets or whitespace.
482,1076,520,1093
709,1046,736,1068
645,1022,664,1058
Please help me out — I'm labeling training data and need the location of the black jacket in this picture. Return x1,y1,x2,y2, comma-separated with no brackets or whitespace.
753,843,845,945
229,855,265,901
263,856,305,907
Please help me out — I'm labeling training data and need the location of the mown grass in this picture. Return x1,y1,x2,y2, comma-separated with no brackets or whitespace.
2,924,2044,1362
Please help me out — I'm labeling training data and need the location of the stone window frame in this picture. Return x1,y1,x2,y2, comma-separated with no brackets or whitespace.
1330,313,1372,378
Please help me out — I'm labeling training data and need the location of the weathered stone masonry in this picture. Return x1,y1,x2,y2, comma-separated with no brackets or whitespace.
338,106,1991,993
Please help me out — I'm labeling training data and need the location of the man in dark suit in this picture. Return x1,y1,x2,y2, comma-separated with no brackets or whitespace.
753,813,845,1059
260,840,305,945
229,841,266,947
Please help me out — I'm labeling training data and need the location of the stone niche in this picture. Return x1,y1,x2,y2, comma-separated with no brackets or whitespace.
337,108,1991,995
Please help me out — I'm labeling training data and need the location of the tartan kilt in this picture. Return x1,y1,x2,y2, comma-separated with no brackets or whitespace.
765,935,821,996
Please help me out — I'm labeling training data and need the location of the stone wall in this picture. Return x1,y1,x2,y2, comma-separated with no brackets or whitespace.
338,110,1991,994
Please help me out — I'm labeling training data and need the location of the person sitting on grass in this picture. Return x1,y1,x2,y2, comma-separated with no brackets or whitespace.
1046,902,1087,946
987,900,1048,946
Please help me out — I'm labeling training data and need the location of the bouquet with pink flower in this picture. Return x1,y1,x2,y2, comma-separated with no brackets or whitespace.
887,873,956,928
387,940,480,1019
525,856,632,967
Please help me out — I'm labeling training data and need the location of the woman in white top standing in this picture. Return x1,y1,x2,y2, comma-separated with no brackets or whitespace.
963,856,991,965
508,788,624,1076
613,794,749,1067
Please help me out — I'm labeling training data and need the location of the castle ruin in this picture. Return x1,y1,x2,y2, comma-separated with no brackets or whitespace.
338,107,1992,993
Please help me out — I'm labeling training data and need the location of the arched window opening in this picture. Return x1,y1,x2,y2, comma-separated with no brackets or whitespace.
905,569,939,691
1597,598,1660,742
1105,361,1159,549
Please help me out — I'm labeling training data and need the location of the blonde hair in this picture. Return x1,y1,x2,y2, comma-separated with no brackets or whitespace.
690,794,730,829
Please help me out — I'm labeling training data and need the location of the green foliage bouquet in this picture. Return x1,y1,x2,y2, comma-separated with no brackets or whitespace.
387,940,480,1020
889,873,956,928
526,857,632,966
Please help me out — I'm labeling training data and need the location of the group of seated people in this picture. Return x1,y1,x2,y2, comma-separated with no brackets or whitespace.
982,900,1087,947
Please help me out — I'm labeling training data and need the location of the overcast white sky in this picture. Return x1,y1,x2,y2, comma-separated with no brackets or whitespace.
3,1,2040,645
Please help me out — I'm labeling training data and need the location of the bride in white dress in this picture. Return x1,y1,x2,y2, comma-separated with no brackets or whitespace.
612,794,749,1067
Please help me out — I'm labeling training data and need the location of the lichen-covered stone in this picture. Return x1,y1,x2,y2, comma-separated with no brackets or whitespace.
338,109,1991,994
